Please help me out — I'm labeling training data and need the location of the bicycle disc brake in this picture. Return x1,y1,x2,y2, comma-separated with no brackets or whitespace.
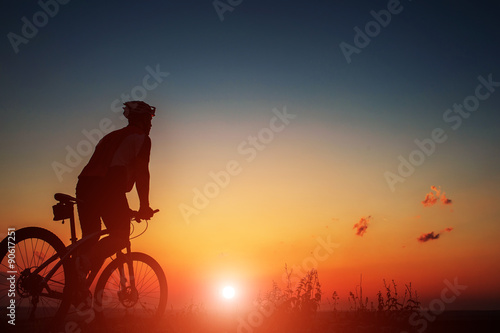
117,286,139,308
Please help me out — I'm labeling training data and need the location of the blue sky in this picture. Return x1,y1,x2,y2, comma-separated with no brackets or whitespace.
2,1,499,133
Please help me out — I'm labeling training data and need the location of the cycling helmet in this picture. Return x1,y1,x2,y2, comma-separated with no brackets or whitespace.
123,101,156,119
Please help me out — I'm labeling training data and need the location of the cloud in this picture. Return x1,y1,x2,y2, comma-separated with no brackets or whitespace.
353,216,371,236
417,227,453,243
440,193,453,205
422,186,453,207
417,231,440,242
422,193,438,207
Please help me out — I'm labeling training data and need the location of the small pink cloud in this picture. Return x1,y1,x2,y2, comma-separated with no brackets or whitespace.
353,216,372,237
440,193,452,205
417,227,453,243
422,186,453,207
417,231,440,242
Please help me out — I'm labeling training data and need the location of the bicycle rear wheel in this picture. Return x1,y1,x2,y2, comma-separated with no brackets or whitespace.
0,227,72,332
94,252,168,332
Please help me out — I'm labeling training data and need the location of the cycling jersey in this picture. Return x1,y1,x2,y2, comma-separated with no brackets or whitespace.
79,125,151,192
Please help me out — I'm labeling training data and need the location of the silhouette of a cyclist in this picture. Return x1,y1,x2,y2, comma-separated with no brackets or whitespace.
75,101,156,277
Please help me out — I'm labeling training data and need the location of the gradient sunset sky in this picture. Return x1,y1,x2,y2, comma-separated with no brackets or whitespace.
1,0,500,310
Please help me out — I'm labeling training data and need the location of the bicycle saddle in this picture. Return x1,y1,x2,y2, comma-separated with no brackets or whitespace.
54,193,79,203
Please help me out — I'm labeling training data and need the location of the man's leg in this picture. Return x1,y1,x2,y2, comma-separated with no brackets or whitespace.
74,178,103,304
94,190,131,264
75,179,102,273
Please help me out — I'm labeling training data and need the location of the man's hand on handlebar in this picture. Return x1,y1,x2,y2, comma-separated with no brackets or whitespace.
131,207,159,222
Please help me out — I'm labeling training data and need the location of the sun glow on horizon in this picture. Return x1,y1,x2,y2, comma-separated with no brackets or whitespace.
222,285,236,300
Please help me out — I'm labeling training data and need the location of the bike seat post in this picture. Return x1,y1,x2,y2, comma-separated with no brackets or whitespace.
69,203,78,244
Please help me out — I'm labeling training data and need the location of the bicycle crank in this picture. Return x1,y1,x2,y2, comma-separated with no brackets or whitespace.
18,268,44,298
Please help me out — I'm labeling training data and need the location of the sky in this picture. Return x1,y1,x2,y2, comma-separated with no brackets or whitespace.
1,0,500,312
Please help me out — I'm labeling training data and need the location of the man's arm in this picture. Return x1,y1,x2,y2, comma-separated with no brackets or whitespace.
136,160,150,208
136,136,154,218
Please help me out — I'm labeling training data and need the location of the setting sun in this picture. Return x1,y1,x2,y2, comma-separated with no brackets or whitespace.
222,286,236,300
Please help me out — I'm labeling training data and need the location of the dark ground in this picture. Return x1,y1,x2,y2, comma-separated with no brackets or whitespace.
153,310,500,333
6,309,498,332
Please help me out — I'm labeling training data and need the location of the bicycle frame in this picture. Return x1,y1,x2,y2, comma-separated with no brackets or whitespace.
42,196,137,295
2,193,165,332
40,229,109,285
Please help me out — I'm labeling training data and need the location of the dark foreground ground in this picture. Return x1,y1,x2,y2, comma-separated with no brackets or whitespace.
413,311,500,333
82,310,500,333
5,310,498,332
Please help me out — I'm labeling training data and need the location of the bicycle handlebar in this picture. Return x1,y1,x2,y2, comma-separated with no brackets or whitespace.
131,209,159,223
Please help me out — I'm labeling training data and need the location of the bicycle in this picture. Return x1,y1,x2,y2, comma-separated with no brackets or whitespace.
0,193,168,332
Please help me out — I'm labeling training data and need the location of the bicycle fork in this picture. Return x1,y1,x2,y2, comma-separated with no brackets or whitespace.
116,244,138,307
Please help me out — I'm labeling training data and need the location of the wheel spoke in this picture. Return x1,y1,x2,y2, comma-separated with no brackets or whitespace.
0,228,70,332
95,252,167,329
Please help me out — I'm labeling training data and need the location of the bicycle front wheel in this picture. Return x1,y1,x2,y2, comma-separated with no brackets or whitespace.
0,227,72,333
94,252,168,331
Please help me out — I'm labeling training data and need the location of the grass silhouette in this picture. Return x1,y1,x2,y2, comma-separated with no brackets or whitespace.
82,268,499,333
155,268,426,333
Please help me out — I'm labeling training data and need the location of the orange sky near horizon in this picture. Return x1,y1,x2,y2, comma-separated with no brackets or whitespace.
2,106,499,311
